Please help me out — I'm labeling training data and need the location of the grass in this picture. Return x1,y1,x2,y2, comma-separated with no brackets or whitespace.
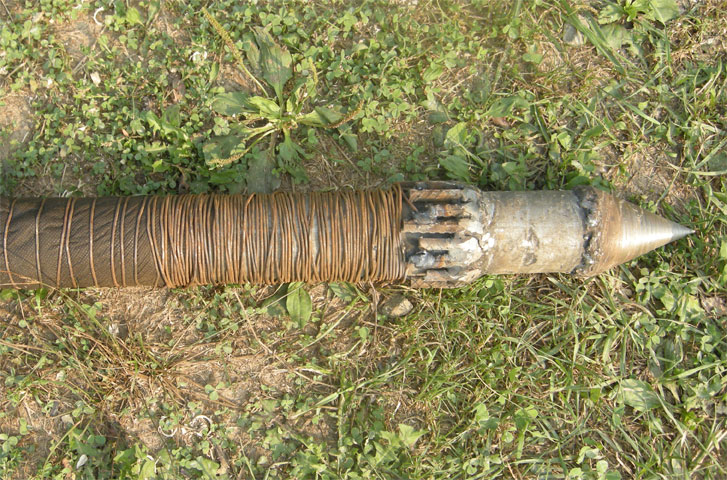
1,0,726,478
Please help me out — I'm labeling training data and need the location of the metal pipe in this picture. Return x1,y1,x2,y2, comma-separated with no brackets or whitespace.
401,182,693,287
0,182,693,289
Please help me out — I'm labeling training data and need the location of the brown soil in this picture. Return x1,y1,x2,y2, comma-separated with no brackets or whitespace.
0,93,34,164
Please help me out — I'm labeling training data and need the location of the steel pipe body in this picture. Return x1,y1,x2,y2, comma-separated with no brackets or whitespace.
476,190,586,273
401,182,692,287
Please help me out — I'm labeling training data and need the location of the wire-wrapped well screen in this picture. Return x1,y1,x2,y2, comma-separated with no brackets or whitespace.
0,187,406,288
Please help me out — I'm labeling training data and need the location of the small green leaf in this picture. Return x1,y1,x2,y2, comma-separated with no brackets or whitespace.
398,424,425,449
357,326,370,341
428,111,449,124
299,110,327,127
577,445,601,463
659,289,676,311
474,404,489,423
211,92,251,116
598,4,624,24
486,95,530,118
190,456,221,479
432,125,446,147
645,0,679,23
143,111,162,131
263,285,288,317
286,282,312,328
208,165,244,187
444,122,469,148
202,132,252,165
299,106,344,127
140,457,156,479
278,135,305,164
247,96,281,117
18,419,28,435
254,27,292,102
151,159,168,173
341,132,358,152
163,104,181,128
522,51,543,65
514,405,538,429
421,63,444,83
143,110,185,139
601,24,632,50
619,379,661,411
439,154,471,181
329,282,356,302
247,148,280,193
473,404,499,430
147,0,161,23
208,62,220,85
126,7,143,25
243,36,261,73
0,289,15,301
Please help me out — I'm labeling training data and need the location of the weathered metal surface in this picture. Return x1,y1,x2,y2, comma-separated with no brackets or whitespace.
401,182,693,287
0,190,407,289
402,182,488,288
1,182,692,290
572,186,694,276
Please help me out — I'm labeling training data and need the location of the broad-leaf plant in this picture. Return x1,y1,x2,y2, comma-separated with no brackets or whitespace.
202,8,361,192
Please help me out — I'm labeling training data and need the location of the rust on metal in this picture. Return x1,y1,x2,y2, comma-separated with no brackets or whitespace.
0,182,692,289
400,181,693,287
0,188,407,289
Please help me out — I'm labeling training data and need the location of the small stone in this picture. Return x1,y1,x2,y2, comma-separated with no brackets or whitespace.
563,23,585,46
61,414,74,426
107,322,129,339
381,294,413,317
702,296,727,318
563,16,589,46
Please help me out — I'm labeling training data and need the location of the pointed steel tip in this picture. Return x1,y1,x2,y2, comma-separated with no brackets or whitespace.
571,188,696,276
611,201,693,267
671,224,695,241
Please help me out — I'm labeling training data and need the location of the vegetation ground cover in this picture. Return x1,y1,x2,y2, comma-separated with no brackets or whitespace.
0,0,725,478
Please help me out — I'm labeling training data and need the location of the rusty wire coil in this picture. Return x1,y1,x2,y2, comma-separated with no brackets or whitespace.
0,186,406,289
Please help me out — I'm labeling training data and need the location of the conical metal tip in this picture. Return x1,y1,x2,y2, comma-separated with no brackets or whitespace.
672,224,696,240
577,188,693,276
614,201,694,265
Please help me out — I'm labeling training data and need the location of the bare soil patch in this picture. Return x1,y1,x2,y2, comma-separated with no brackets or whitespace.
0,93,34,164
54,16,104,64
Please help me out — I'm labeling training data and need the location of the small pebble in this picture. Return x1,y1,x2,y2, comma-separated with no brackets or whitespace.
381,294,413,317
563,23,585,46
